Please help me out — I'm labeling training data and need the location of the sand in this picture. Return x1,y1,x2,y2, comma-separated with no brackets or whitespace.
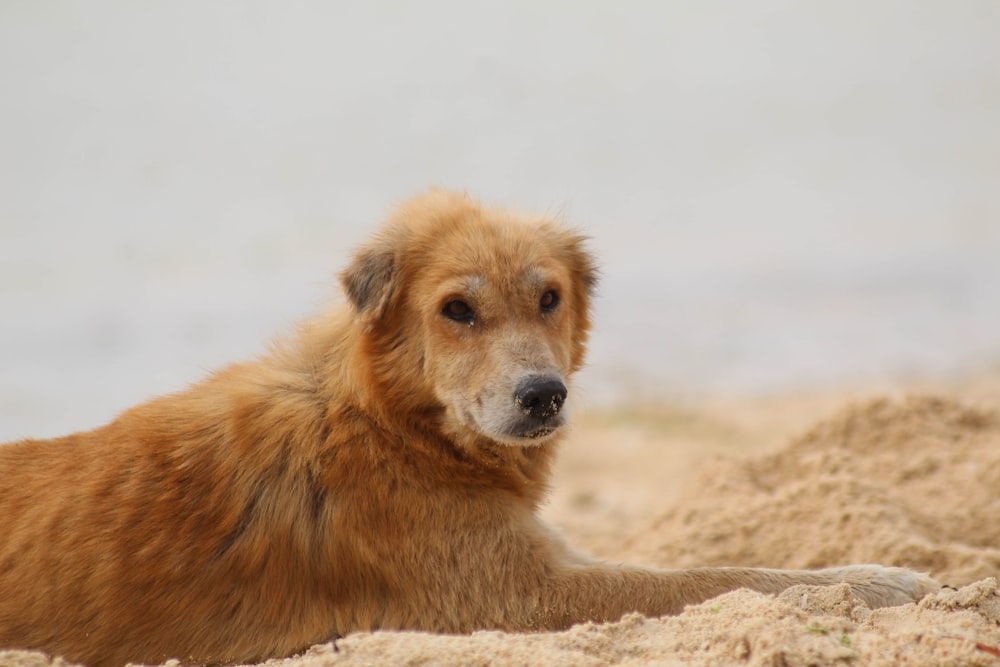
2,389,999,667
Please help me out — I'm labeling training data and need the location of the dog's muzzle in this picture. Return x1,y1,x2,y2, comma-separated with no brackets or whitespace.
514,376,567,419
509,375,567,440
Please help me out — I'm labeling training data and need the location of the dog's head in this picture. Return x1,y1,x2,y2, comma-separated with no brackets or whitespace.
341,189,597,447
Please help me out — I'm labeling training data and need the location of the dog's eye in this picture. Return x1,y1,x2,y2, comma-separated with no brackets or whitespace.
539,289,560,313
442,299,475,323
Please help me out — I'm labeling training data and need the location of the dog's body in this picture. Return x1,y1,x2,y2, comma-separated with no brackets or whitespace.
0,191,936,666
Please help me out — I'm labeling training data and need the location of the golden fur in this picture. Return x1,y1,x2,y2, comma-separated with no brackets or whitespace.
0,191,937,666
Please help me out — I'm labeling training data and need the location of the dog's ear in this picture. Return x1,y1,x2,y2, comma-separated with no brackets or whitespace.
570,237,599,298
340,236,399,322
558,229,599,298
554,228,599,372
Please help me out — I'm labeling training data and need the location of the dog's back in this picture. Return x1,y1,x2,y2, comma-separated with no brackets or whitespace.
0,358,342,665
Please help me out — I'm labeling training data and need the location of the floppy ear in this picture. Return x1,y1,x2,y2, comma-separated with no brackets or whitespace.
559,229,599,298
571,237,599,298
556,229,599,372
340,237,399,322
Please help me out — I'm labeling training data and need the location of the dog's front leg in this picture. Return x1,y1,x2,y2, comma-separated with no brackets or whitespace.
531,563,938,630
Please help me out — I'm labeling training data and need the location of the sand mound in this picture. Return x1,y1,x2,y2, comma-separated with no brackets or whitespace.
2,395,999,666
259,578,1000,666
3,580,999,666
626,396,1000,585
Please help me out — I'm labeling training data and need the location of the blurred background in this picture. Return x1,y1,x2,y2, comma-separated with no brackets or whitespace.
2,1,998,440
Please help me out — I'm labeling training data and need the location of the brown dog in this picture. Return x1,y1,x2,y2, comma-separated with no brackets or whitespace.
0,190,936,667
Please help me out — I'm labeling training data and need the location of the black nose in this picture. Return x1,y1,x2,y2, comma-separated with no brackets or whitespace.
514,376,568,419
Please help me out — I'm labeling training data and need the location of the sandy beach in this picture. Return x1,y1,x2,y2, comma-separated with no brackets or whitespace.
2,377,998,667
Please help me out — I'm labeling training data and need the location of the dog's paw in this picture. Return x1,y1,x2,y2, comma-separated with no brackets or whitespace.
826,564,939,608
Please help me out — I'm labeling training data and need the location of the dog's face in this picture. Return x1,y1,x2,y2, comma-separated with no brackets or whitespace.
341,190,597,447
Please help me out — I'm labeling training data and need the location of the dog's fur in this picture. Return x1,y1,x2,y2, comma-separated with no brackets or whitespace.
0,191,937,666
